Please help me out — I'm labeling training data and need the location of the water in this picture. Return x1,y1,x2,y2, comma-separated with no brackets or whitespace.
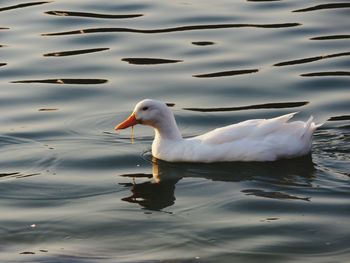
0,0,349,262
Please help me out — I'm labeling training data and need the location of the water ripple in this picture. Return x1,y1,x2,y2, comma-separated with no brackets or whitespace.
310,35,350,41
328,115,350,121
192,41,215,46
193,69,259,78
293,3,350,12
242,189,310,201
183,101,308,112
38,108,58,111
0,135,56,181
122,58,183,65
45,10,143,19
247,0,281,2
0,172,40,180
0,1,51,12
274,51,350,67
42,23,301,36
300,71,350,77
0,182,120,201
43,48,109,57
11,78,108,84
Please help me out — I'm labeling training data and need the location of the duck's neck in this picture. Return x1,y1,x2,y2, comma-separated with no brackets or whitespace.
154,114,182,141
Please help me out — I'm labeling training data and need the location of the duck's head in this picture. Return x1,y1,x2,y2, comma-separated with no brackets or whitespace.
115,99,172,130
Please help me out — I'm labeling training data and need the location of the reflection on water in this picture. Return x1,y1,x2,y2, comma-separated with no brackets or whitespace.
42,23,301,36
274,52,350,67
11,78,108,84
43,48,109,57
293,3,350,12
311,34,350,40
242,189,310,201
38,108,58,111
45,10,143,19
0,172,40,180
122,58,183,65
120,156,315,211
192,41,215,46
301,71,350,77
193,68,259,78
328,115,350,121
183,101,308,112
0,1,50,12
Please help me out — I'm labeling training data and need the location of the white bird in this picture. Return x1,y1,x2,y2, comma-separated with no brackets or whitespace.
115,99,321,163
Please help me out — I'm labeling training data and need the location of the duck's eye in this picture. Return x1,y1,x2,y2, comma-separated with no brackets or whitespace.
142,106,149,111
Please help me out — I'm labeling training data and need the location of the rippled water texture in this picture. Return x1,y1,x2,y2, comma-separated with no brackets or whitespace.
0,0,349,262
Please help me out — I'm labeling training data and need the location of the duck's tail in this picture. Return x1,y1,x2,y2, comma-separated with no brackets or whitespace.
302,116,323,138
273,112,299,123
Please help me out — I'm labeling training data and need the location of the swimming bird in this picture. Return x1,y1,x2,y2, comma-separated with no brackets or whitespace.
115,99,320,162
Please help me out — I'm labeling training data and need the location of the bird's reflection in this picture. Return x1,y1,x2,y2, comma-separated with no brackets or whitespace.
119,155,315,211
120,171,180,211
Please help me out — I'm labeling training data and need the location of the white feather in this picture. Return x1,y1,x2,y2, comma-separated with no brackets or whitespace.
118,99,321,163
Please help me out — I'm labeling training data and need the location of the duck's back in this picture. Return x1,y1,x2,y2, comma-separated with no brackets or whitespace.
182,113,320,162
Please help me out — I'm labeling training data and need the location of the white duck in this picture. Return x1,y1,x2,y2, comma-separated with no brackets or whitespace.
115,99,320,162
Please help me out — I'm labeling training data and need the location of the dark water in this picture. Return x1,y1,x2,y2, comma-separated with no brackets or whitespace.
0,0,349,262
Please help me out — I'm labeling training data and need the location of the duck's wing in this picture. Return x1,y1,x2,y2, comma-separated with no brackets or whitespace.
193,112,298,145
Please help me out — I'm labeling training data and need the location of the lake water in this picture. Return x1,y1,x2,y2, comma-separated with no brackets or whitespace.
0,0,349,262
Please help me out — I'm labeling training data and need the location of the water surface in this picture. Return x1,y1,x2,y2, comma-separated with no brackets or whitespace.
0,0,349,262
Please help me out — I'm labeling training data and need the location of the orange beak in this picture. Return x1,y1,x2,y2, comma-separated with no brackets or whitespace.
115,112,139,130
